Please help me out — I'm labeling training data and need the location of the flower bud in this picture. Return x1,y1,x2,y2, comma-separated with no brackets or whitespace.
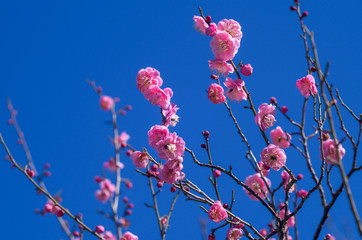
213,170,221,178
281,106,288,114
170,186,177,193
95,225,105,234
290,6,297,11
26,169,35,178
205,15,211,23
201,143,207,149
241,64,253,76
270,97,277,104
301,11,308,18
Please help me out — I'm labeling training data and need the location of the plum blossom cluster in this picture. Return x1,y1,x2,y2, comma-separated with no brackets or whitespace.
194,14,250,105
95,178,116,203
147,125,185,184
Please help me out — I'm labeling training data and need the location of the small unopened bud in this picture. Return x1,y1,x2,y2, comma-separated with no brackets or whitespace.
297,174,304,180
73,231,80,237
213,170,221,178
205,15,211,24
44,204,53,213
278,202,285,209
125,180,133,189
203,130,210,139
270,97,277,104
281,106,288,114
119,110,127,116
126,150,132,156
157,181,164,188
151,164,158,171
26,169,35,178
95,225,105,234
44,163,50,169
208,233,216,240
44,171,51,177
201,143,207,149
260,229,267,236
4,155,10,161
17,139,23,145
184,187,190,192
56,209,65,217
123,196,129,203
222,203,229,209
114,97,120,103
301,11,308,18
125,210,132,215
94,176,104,183
128,203,134,208
120,142,128,148
211,74,218,80
96,86,103,94
310,66,317,72
241,64,253,76
325,234,335,240
290,6,297,11
125,105,132,111
170,186,177,193
297,189,308,198
7,119,14,125
205,23,217,37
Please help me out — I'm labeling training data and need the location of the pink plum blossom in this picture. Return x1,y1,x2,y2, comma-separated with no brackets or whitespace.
206,23,218,37
226,227,243,240
255,103,276,131
148,125,169,148
136,67,163,94
270,126,291,148
224,78,247,102
261,144,286,171
297,189,308,198
104,158,124,172
130,151,149,169
158,160,185,184
208,83,226,104
281,170,295,193
144,85,173,109
155,132,185,160
193,16,208,35
257,161,270,176
162,103,179,127
208,60,234,76
244,173,271,200
95,189,111,203
100,179,116,194
321,139,346,164
102,231,116,240
100,96,114,111
217,19,242,42
117,131,130,146
296,74,318,98
210,31,238,61
208,201,228,223
241,64,253,76
120,231,138,240
278,209,295,228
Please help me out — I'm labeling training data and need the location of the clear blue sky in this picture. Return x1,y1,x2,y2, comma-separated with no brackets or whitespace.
1,0,362,239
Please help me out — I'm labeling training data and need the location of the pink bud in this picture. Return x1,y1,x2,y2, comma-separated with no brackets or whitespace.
151,164,159,171
96,86,103,94
123,196,129,203
119,110,127,116
290,6,297,11
95,225,105,234
325,234,335,240
114,97,120,102
281,106,288,114
4,155,10,161
270,97,277,104
213,170,221,178
56,209,65,217
7,119,14,125
78,224,84,230
125,210,132,215
17,139,22,145
157,181,164,188
222,203,229,209
205,23,217,37
44,171,51,177
94,176,104,183
211,74,219,80
125,180,133,189
125,105,133,111
310,66,317,72
44,204,53,213
203,131,210,139
297,189,308,198
260,229,267,236
120,142,128,148
208,233,216,240
205,15,211,23
241,64,253,76
26,169,35,178
44,163,51,169
232,218,244,228
184,187,190,192
297,174,304,180
301,11,308,18
126,150,132,156
128,203,134,208
201,143,207,149
278,203,285,209
170,186,177,193
99,95,114,111
73,231,80,237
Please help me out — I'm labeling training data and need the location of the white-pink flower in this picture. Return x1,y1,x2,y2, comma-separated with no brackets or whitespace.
162,103,179,127
208,60,234,76
148,125,169,149
144,85,173,109
193,16,208,35
226,227,243,240
158,160,185,184
321,139,346,164
155,132,185,161
210,31,238,61
279,209,295,228
224,78,247,102
118,131,130,146
261,144,286,171
208,83,226,104
217,19,243,41
270,126,291,148
136,67,163,94
131,151,149,169
104,158,124,172
296,74,318,98
208,201,228,223
244,173,271,200
120,231,138,240
255,103,276,131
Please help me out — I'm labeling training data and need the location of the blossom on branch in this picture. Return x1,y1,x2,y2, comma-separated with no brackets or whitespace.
321,139,346,164
208,200,228,223
224,78,247,102
255,103,276,131
244,173,271,200
270,126,291,148
296,74,318,98
260,144,286,171
208,83,226,104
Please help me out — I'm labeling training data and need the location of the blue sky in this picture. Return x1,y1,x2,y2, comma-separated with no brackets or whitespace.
1,0,362,239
